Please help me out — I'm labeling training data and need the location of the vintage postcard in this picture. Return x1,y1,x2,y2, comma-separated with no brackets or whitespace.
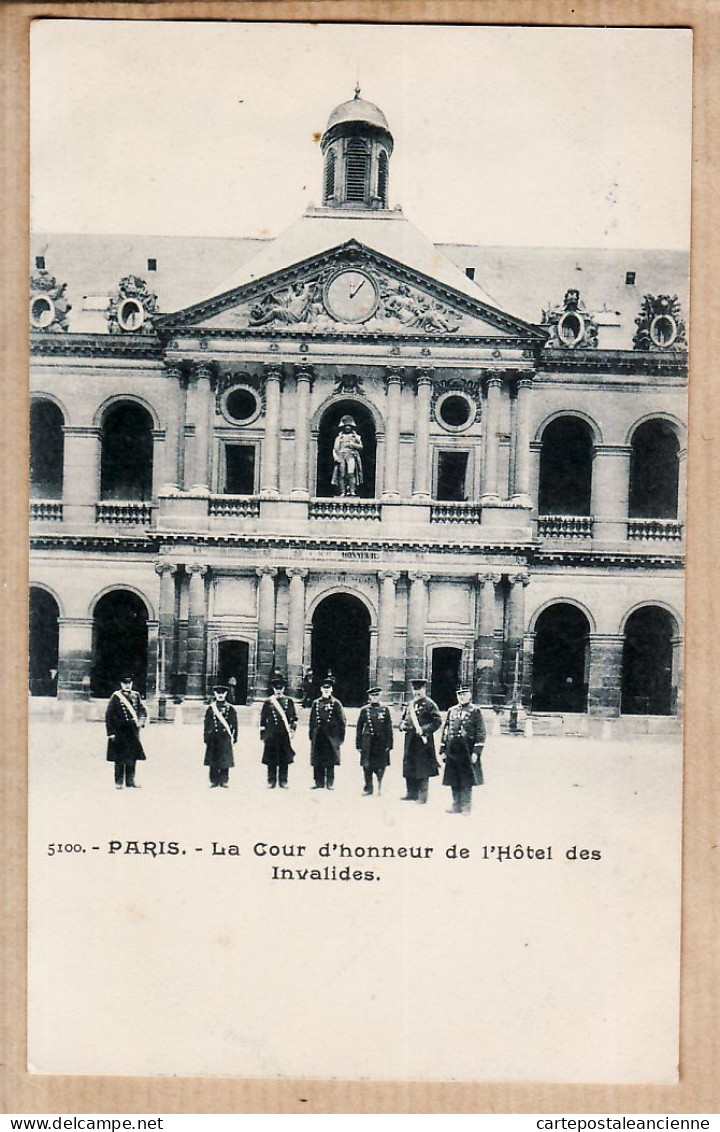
27,20,690,1083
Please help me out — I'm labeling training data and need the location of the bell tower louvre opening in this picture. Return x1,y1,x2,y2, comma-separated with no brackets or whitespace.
311,593,371,707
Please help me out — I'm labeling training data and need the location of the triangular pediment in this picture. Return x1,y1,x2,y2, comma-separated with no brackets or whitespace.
160,241,545,342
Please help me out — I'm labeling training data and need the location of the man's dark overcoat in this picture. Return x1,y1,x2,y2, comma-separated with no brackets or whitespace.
309,696,346,767
440,702,486,789
356,703,394,771
105,690,147,763
203,701,239,770
400,695,442,779
260,693,298,764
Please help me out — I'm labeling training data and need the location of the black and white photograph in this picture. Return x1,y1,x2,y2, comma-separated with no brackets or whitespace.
28,20,690,1083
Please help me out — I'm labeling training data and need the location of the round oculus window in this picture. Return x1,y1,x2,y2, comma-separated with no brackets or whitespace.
649,314,678,348
557,311,584,346
30,294,55,329
436,392,476,431
117,298,145,331
225,387,260,424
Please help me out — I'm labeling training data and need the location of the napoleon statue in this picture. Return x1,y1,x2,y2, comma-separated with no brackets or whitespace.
332,415,363,497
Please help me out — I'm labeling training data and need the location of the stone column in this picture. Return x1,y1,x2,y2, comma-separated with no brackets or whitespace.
255,566,278,696
261,366,282,497
286,568,308,698
482,377,502,501
186,565,208,697
57,617,93,697
591,445,632,544
473,572,501,704
161,362,186,490
151,429,166,503
187,363,213,491
529,440,543,517
587,633,624,716
383,370,403,498
155,563,178,694
376,570,400,692
503,572,530,697
62,426,101,525
412,371,433,499
405,570,429,688
291,367,313,498
512,377,533,503
677,447,687,524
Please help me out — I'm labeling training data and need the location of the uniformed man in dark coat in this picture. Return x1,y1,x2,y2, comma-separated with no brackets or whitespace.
356,686,393,796
399,676,442,804
309,676,346,790
260,673,298,789
204,683,238,788
440,683,486,814
105,674,147,789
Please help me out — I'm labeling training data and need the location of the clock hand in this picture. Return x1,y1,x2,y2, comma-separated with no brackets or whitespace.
349,279,367,299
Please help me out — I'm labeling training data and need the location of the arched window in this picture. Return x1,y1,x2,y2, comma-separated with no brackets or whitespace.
377,150,389,206
315,400,377,498
531,603,591,713
92,589,149,697
29,587,60,697
345,139,369,203
30,400,64,499
539,417,594,515
323,151,336,203
629,420,680,519
100,402,153,501
621,606,677,715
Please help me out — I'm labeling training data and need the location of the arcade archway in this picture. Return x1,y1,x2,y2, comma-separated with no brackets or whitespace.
91,590,149,697
621,606,676,715
538,417,594,516
100,402,154,501
29,587,59,696
531,603,590,712
311,593,371,707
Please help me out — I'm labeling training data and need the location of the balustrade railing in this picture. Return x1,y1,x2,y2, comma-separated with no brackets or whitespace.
30,500,63,521
96,501,153,525
430,501,482,524
309,499,382,521
627,518,683,541
537,515,593,538
209,495,261,518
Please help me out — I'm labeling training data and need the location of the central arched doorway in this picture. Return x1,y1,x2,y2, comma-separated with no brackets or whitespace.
531,603,590,712
91,590,149,697
311,593,371,707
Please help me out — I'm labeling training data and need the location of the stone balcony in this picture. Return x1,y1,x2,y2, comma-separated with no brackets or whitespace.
430,501,482,524
30,500,63,521
537,514,594,539
627,518,683,541
95,501,154,525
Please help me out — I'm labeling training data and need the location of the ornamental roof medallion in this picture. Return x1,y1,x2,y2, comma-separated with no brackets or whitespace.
29,269,72,332
541,288,599,350
632,294,687,351
107,275,159,335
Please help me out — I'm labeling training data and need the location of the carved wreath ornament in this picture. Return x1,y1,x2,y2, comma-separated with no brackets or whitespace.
107,276,159,335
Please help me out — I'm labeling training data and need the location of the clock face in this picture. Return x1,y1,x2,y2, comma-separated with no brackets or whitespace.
324,269,379,323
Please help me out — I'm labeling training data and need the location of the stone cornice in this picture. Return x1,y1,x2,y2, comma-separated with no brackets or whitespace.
539,347,687,378
31,332,164,360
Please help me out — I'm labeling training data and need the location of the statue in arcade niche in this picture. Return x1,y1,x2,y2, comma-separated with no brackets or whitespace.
331,415,364,497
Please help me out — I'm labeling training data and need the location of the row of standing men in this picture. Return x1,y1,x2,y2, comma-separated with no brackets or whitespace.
104,673,486,814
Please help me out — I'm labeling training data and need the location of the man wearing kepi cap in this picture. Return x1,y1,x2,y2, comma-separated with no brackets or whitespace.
440,683,486,814
356,686,393,796
399,676,442,804
260,673,298,789
203,683,238,788
105,673,147,789
309,676,346,790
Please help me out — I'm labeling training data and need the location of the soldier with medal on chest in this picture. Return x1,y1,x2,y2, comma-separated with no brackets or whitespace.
105,673,148,789
440,682,486,814
260,672,298,789
309,675,346,790
203,682,239,789
356,685,394,796
399,676,442,804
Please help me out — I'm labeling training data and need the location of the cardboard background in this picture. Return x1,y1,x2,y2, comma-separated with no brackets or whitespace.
3,0,718,1113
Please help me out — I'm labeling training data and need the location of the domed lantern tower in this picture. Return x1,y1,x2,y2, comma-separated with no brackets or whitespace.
320,86,394,210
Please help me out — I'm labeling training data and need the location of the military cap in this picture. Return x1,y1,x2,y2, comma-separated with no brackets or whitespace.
212,683,230,693
367,686,382,696
410,677,428,689
270,674,287,688
320,676,335,688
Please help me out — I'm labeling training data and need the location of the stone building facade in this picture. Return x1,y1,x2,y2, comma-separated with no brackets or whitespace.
29,92,687,726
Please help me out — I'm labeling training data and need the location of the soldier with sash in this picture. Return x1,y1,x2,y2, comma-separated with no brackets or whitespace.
260,673,298,789
356,686,393,796
439,683,486,814
204,683,238,788
105,673,147,789
399,676,442,804
309,676,346,790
